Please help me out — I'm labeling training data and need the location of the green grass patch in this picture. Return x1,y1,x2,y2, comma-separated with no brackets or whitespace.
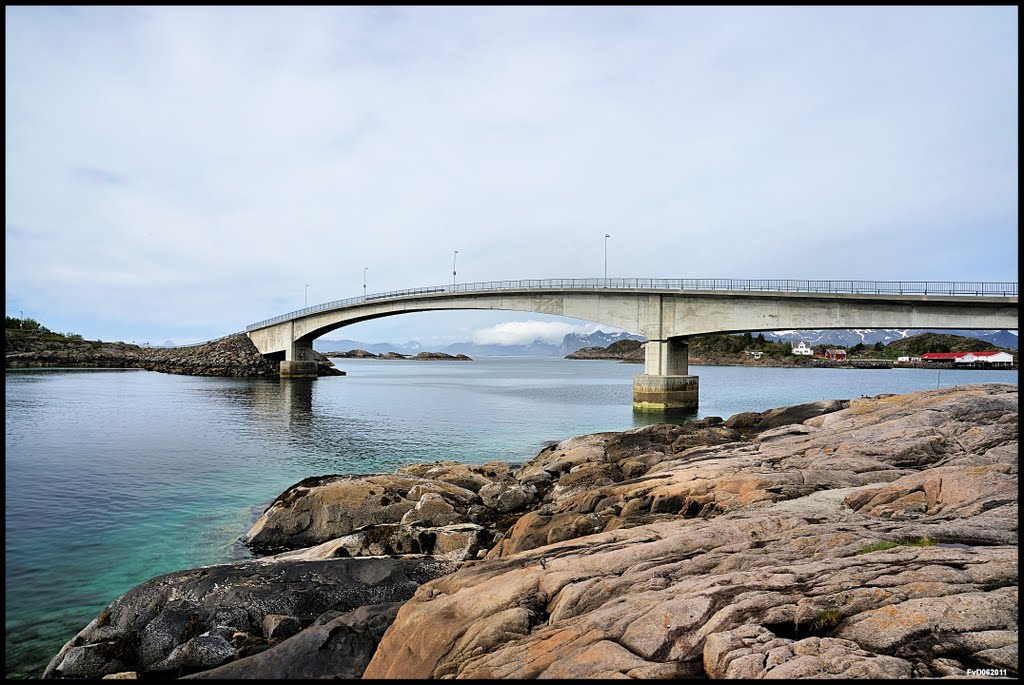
855,536,938,556
855,540,900,555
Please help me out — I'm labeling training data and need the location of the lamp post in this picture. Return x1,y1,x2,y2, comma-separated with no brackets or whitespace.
604,234,610,281
363,267,368,298
452,250,459,289
305,284,309,307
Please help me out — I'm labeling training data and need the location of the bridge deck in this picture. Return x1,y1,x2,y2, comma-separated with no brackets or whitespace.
246,278,1018,332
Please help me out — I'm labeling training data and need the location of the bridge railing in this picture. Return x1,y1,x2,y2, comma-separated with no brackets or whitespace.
246,278,1018,331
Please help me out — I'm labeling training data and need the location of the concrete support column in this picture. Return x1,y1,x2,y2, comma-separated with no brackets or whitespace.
644,339,690,376
633,337,698,412
280,340,318,378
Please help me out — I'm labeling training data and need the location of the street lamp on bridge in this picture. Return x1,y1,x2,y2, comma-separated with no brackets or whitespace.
604,234,611,281
363,267,368,299
452,250,459,289
305,284,309,307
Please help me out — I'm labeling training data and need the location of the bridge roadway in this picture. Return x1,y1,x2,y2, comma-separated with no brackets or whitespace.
245,278,1018,412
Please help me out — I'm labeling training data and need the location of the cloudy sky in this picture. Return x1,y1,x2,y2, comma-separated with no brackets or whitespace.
6,6,1018,346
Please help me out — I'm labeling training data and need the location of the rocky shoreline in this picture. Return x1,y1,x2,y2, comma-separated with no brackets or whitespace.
5,331,343,377
41,383,1018,679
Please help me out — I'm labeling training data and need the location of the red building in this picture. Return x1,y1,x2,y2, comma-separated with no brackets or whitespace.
825,349,847,361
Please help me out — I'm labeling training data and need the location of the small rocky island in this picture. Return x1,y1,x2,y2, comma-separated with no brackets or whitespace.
325,350,472,361
43,383,1018,679
566,338,645,361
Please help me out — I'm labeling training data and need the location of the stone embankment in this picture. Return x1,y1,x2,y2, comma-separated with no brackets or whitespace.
325,350,472,361
43,384,1018,679
6,332,342,377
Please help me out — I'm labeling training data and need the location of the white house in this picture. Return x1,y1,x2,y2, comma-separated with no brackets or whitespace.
791,341,813,356
954,351,1014,367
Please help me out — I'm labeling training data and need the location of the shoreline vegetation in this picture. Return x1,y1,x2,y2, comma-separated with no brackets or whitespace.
564,333,1018,370
40,383,1018,680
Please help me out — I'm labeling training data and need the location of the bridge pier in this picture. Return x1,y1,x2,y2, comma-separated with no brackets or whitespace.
279,341,318,378
633,338,698,412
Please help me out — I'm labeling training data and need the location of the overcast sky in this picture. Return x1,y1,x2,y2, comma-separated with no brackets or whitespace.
6,6,1018,346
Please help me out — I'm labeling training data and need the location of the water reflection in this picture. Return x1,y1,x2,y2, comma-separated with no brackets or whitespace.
632,408,697,424
199,377,316,429
285,378,315,421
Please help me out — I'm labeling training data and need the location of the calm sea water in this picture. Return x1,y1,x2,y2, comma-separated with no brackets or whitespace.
4,358,1017,678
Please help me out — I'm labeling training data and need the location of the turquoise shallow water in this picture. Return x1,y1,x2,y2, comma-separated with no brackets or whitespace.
4,359,1017,678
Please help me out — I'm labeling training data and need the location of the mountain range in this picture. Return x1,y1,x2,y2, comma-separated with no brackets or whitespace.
760,329,1017,350
313,330,644,357
313,329,1016,356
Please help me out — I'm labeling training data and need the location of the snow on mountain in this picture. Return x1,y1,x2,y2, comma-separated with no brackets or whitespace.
559,330,644,356
762,329,1017,349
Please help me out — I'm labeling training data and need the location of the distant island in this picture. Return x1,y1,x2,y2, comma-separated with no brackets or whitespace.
325,350,472,361
566,333,1017,369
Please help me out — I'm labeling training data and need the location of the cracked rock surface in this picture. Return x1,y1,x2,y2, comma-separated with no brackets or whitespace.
365,384,1018,679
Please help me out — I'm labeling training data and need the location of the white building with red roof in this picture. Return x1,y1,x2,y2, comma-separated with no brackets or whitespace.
920,351,1014,367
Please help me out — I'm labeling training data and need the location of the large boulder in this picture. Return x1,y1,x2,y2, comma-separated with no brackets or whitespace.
242,462,532,557
43,556,457,680
724,399,849,434
241,474,481,553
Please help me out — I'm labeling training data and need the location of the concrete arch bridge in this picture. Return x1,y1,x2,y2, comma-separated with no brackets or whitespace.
246,278,1018,412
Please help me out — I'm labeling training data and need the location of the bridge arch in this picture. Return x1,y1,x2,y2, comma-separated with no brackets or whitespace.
245,278,1018,411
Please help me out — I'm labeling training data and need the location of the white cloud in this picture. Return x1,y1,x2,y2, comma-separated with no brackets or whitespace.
472,320,613,346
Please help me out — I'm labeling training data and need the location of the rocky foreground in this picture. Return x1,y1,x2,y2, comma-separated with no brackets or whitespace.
43,384,1018,679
